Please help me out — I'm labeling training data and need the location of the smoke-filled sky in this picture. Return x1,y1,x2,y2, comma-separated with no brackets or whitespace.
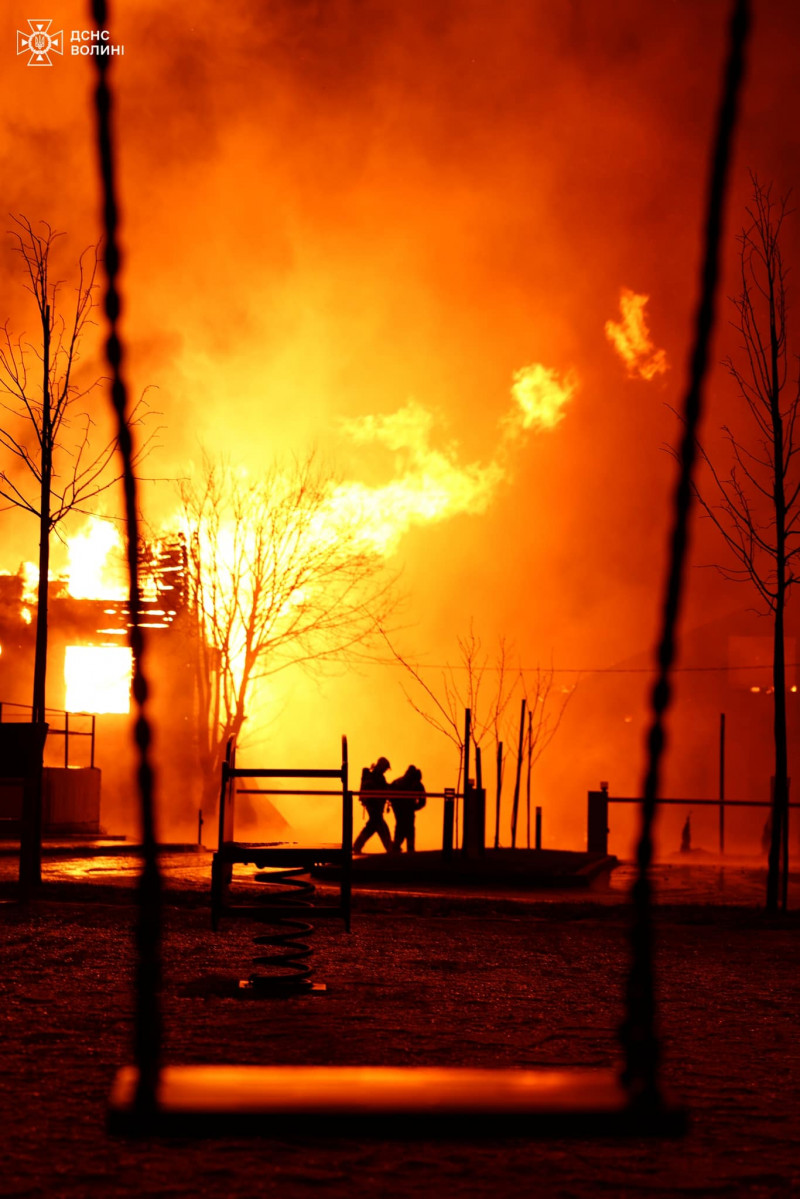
3,1,800,843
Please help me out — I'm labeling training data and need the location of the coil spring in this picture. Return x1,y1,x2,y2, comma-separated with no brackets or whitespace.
241,865,317,995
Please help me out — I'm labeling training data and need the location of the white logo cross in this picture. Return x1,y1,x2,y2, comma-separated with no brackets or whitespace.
16,19,64,66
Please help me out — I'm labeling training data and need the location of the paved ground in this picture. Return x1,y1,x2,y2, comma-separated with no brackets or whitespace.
1,855,799,1197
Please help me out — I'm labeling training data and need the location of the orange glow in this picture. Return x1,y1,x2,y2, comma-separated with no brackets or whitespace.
67,518,127,600
605,289,667,380
20,607,32,625
21,563,38,603
65,645,132,714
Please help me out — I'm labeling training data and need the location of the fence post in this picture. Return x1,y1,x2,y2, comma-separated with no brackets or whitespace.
718,712,725,854
463,709,471,799
494,741,502,849
463,786,486,858
217,741,236,881
535,805,542,850
15,722,49,893
341,735,352,933
783,778,791,913
442,788,455,857
587,783,609,855
510,697,526,848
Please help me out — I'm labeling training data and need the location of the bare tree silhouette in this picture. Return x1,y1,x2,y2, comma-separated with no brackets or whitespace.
0,216,151,722
386,626,574,846
178,453,396,815
385,626,512,786
512,665,575,849
692,178,799,911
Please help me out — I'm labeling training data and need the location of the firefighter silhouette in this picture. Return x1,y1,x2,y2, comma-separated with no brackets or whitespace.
353,756,392,853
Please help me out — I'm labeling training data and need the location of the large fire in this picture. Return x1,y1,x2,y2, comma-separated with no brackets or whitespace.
67,519,127,600
42,362,577,718
35,346,577,716
61,519,131,714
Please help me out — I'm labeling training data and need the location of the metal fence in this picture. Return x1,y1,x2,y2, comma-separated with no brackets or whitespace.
587,783,798,855
0,701,97,768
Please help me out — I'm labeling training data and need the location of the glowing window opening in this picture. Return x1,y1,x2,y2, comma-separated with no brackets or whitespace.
65,645,133,714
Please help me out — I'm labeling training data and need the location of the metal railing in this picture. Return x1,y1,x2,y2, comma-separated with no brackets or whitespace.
0,701,97,768
587,783,799,856
212,735,354,934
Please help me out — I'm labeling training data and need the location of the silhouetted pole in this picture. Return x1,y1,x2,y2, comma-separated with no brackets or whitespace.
535,805,542,850
718,712,725,854
587,784,609,855
16,723,49,894
464,743,485,858
525,709,533,849
463,708,471,793
510,697,526,848
463,707,471,853
442,788,455,856
782,779,790,912
23,301,53,890
494,741,503,849
769,774,790,912
32,304,51,727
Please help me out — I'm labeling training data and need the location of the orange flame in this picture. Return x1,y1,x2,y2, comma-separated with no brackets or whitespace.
21,562,38,604
335,365,575,554
506,363,578,434
605,289,667,380
67,518,127,600
333,401,503,555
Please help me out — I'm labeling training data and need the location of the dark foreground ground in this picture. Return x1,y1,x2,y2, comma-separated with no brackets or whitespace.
1,856,799,1198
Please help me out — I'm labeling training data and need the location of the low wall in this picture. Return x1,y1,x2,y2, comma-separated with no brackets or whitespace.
0,767,101,835
43,767,101,833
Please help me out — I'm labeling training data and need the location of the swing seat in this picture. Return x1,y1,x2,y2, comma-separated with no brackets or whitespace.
108,1064,686,1138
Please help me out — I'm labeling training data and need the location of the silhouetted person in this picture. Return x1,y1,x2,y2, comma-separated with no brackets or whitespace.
761,815,772,856
680,813,692,855
353,757,392,853
390,765,426,853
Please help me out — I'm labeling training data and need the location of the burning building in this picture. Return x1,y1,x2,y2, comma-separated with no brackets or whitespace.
0,523,199,839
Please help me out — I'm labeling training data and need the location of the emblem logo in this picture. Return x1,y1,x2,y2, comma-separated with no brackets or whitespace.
17,19,64,66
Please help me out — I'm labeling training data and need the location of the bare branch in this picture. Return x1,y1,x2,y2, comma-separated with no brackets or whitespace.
175,452,398,803
0,217,158,722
